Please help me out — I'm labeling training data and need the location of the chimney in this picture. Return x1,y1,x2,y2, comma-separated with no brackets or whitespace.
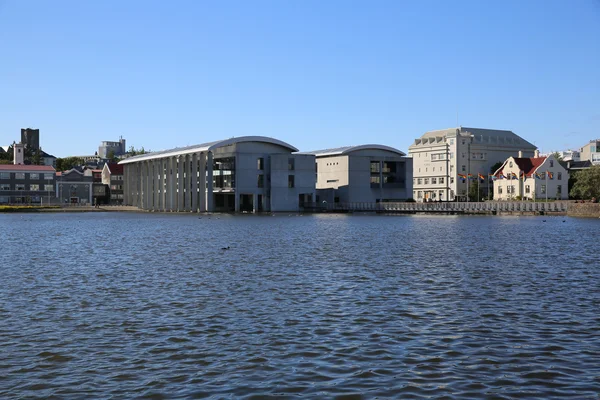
534,149,540,158
518,150,523,158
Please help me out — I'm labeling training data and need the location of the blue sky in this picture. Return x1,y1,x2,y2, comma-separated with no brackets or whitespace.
1,0,599,157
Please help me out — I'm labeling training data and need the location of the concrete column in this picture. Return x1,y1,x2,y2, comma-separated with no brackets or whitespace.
235,191,240,212
178,156,184,212
253,193,258,213
198,153,206,212
133,163,138,208
166,157,173,211
123,165,129,205
160,158,166,211
143,161,149,210
206,152,213,212
184,154,191,212
191,153,198,212
153,160,159,211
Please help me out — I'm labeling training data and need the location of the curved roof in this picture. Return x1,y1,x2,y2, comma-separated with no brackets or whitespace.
119,136,298,164
300,144,406,157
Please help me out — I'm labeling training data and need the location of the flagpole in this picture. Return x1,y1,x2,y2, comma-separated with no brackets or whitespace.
545,172,548,203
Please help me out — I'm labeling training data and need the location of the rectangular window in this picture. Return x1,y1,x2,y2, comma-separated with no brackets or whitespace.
288,175,295,188
550,160,554,167
511,185,515,194
431,154,438,160
417,178,422,185
558,172,562,180
449,153,454,159
461,165,466,172
16,184,25,190
0,172,9,179
370,176,381,184
439,177,444,184
424,178,429,185
498,186,503,194
44,185,54,192
257,174,264,188
450,177,454,184
525,185,530,194
288,158,295,171
0,184,10,190
30,184,40,191
257,158,264,170
541,185,546,194
370,161,380,173
44,173,54,180
29,173,39,180
557,185,562,194
432,178,437,184
15,173,25,179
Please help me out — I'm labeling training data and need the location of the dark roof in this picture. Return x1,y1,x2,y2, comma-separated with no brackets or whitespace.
106,163,124,175
567,160,593,170
496,157,547,177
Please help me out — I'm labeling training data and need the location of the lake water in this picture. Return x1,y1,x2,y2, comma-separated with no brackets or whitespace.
1,212,599,399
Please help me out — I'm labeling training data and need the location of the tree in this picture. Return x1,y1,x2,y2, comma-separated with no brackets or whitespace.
570,166,600,200
551,151,564,161
468,179,485,202
490,161,503,174
107,150,118,162
56,157,85,171
127,146,149,157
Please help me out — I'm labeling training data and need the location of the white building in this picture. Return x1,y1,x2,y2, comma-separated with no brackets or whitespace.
579,140,600,165
301,145,412,204
119,136,316,212
493,152,569,201
408,127,537,202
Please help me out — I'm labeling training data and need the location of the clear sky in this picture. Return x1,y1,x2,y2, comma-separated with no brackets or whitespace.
1,0,599,158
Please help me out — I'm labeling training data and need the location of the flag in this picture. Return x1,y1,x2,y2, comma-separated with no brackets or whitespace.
468,173,474,180
478,173,485,181
457,173,466,180
511,172,518,180
519,171,526,181
499,173,506,179
547,171,553,179
535,172,542,179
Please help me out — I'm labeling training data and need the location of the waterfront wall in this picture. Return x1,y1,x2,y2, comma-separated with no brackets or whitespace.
567,202,600,218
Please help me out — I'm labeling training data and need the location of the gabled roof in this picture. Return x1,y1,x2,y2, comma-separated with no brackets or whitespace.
0,164,55,172
119,136,298,164
300,144,406,157
104,163,123,175
494,156,547,177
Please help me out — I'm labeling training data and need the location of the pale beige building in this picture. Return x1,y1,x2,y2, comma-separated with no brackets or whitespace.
493,152,569,201
408,127,536,202
579,139,600,165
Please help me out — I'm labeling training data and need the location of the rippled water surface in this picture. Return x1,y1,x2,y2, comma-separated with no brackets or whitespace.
1,212,599,399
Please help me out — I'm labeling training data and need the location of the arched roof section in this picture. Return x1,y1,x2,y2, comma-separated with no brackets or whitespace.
120,136,298,164
301,144,406,157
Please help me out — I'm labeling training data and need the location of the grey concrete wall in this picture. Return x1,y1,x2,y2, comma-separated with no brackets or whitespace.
270,154,316,212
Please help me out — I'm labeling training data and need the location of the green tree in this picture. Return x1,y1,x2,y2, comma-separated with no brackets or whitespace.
0,145,14,162
56,157,85,171
490,161,503,174
570,166,600,200
107,150,118,162
127,146,148,157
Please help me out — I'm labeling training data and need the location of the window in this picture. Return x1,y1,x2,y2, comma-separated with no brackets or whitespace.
450,139,454,145
370,176,380,184
44,173,54,180
439,177,444,184
558,172,562,180
288,158,295,171
16,184,25,190
509,161,513,167
370,161,380,173
498,186,503,194
417,178,422,185
449,153,454,159
510,185,515,194
0,184,10,191
15,173,25,179
450,177,454,184
461,165,466,172
417,191,422,198
424,178,429,184
30,173,39,180
525,185,530,194
541,185,546,194
30,184,40,191
257,174,264,188
432,178,437,184
44,185,54,192
257,158,264,170
462,153,465,158
0,172,9,179
557,185,562,195
288,175,294,188
550,160,554,167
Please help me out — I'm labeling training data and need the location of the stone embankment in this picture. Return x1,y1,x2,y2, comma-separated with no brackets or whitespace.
567,202,600,218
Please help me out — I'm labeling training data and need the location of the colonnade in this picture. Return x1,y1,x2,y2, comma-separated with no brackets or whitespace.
123,151,214,212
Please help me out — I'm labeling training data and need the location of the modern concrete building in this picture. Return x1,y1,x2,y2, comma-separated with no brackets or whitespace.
408,127,537,202
300,145,412,204
102,163,124,204
579,139,600,165
98,137,126,159
21,128,40,151
0,164,56,204
493,153,569,201
119,136,316,212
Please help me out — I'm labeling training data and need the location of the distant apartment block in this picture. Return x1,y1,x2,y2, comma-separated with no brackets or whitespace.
408,127,537,202
102,163,124,204
98,136,126,159
579,139,600,165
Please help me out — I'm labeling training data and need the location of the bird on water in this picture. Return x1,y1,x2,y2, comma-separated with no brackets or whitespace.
221,246,230,250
